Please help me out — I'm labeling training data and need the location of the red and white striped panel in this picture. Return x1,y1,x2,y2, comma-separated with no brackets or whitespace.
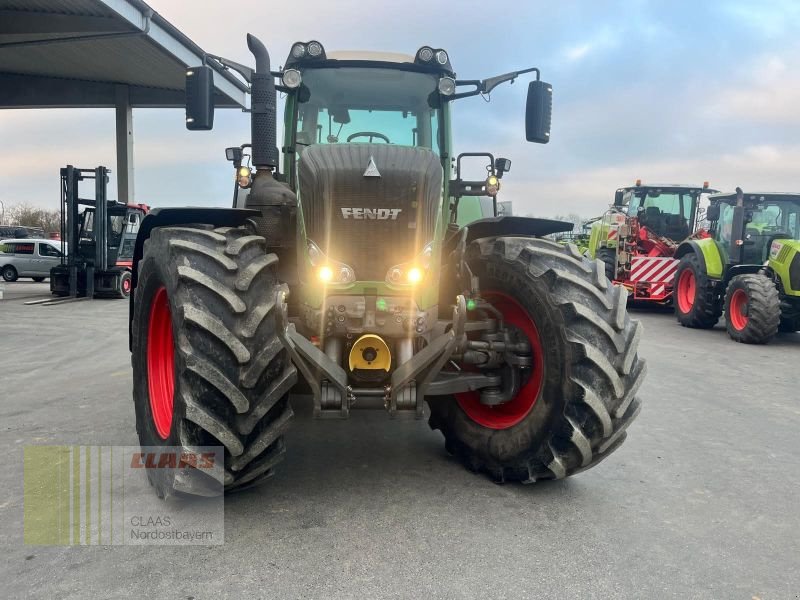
607,228,618,240
629,256,678,298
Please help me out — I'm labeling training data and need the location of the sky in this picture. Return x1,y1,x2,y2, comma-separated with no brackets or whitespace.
2,0,800,220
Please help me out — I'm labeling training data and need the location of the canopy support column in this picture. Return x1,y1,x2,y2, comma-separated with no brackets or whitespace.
115,84,134,204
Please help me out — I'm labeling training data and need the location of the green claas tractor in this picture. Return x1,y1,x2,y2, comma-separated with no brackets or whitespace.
674,188,800,343
128,35,645,496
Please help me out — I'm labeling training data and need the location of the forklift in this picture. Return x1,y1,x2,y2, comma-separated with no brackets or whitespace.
50,165,148,299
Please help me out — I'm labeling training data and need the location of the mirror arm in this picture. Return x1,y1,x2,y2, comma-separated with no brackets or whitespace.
451,67,540,100
205,54,254,84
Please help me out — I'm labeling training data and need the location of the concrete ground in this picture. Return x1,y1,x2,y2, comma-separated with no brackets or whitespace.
1,286,799,599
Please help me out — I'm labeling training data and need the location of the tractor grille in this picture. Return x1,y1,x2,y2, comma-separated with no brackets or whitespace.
298,144,442,281
790,252,800,291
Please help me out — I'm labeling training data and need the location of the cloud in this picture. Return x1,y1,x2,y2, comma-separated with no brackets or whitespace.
561,28,620,64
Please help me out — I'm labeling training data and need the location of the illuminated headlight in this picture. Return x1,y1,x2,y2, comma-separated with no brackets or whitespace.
236,166,252,188
486,175,500,197
282,69,302,89
386,242,434,286
307,240,356,285
291,43,306,59
438,76,456,96
417,46,434,62
307,41,323,57
435,50,448,65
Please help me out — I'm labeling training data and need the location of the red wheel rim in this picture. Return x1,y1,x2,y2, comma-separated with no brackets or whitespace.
676,268,696,313
456,291,545,430
147,286,174,439
729,288,749,331
122,276,131,293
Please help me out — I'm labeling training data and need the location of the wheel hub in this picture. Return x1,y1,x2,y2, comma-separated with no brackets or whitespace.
455,291,544,430
147,286,175,439
729,288,749,331
677,268,696,313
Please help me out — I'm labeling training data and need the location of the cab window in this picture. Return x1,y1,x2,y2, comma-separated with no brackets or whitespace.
13,243,34,255
38,243,62,258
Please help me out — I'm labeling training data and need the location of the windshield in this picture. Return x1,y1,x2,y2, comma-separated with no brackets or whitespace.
738,200,800,240
627,190,696,218
294,67,442,154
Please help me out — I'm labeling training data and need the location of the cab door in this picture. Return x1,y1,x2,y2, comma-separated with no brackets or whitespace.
37,243,63,276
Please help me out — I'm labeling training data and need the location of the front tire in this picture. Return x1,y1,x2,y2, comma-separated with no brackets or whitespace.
596,247,617,282
724,274,780,344
427,238,646,483
132,225,297,497
117,270,132,299
674,253,721,329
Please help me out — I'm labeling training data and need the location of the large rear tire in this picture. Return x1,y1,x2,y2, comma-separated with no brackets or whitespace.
132,225,297,497
427,238,646,483
674,252,722,329
723,274,780,344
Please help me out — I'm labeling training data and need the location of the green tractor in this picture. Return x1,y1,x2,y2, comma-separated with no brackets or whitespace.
673,188,800,343
128,36,645,496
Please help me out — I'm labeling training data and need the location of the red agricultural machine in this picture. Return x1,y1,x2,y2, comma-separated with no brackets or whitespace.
587,180,716,303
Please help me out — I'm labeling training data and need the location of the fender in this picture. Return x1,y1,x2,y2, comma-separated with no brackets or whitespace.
129,207,259,350
444,216,573,255
675,238,724,279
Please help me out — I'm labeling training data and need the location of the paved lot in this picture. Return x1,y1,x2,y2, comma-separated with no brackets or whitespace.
1,289,799,599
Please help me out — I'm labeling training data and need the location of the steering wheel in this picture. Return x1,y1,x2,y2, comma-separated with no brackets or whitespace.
346,131,390,144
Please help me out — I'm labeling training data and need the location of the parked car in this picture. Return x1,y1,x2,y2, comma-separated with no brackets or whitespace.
0,239,65,282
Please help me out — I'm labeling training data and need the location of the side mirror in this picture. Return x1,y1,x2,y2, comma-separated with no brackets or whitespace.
185,65,215,130
706,203,721,222
614,191,624,205
494,157,511,178
525,80,552,144
225,146,243,168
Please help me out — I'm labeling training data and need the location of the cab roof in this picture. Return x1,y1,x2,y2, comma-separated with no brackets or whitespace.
617,183,712,193
710,191,800,203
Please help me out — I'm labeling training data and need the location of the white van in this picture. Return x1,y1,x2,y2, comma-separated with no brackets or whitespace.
0,239,65,282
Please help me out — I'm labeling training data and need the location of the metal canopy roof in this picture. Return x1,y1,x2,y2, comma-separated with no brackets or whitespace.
0,0,247,108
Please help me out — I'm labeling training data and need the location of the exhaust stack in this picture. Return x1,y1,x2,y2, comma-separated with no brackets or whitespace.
246,34,279,170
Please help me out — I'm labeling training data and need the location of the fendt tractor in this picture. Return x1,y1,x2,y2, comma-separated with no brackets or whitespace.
128,35,646,496
50,166,147,299
674,188,800,344
587,181,716,303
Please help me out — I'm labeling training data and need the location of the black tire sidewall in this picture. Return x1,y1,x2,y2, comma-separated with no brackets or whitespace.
2,266,17,282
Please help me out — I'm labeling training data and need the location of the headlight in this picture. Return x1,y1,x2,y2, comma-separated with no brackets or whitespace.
236,166,252,188
386,242,434,286
291,43,306,59
438,76,456,96
307,41,323,57
417,47,434,62
307,240,356,285
282,69,302,89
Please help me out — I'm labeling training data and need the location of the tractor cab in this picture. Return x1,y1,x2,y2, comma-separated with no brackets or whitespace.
613,181,713,241
707,191,800,266
76,203,146,267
